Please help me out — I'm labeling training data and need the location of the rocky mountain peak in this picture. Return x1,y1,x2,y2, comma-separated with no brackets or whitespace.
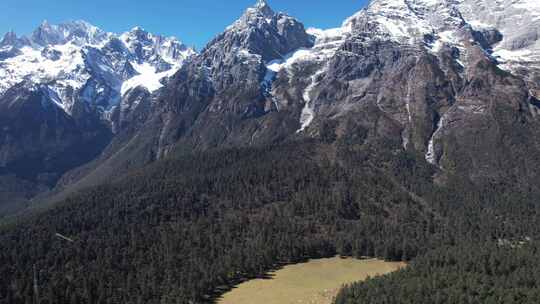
30,20,110,46
0,30,17,47
123,26,152,43
227,0,276,31
119,26,194,73
252,0,274,16
343,0,467,42
239,0,274,18
452,0,540,92
203,0,313,63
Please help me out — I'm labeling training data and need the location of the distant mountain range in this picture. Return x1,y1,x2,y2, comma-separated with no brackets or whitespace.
0,20,195,114
0,0,539,215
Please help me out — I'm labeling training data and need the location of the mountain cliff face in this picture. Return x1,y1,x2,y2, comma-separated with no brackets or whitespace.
458,0,540,95
2,0,540,212
293,0,540,183
49,0,316,197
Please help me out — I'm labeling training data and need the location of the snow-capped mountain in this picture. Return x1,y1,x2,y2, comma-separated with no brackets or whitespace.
59,0,540,183
459,0,540,92
0,20,195,116
341,0,539,159
2,0,540,215
199,0,313,94
340,0,540,89
0,21,194,211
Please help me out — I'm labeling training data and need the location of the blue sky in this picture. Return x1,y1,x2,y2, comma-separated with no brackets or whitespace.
0,0,369,50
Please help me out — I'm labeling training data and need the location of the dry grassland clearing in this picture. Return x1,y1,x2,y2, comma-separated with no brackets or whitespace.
217,257,405,304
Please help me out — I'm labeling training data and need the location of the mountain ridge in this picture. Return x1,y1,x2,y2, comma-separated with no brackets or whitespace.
0,20,195,115
1,2,540,304
1,0,540,216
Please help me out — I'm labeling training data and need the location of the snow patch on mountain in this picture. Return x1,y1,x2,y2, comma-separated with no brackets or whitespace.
426,114,446,166
121,62,180,95
338,0,540,83
457,0,540,73
262,26,350,88
259,24,350,131
0,43,88,109
298,69,325,133
344,0,439,43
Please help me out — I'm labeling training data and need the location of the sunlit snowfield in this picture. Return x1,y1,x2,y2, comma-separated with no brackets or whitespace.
218,257,405,304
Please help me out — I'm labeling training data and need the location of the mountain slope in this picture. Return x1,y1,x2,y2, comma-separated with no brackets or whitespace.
458,0,540,95
0,22,194,215
0,142,459,304
44,0,316,200
34,0,540,208
4,0,540,213
2,131,539,304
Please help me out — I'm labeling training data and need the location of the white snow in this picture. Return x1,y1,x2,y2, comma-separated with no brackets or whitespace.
343,0,441,43
457,0,540,74
262,58,282,88
297,70,325,133
379,18,411,38
493,49,534,62
438,31,460,45
0,44,86,91
264,25,351,78
426,114,445,166
260,24,350,129
0,21,195,116
120,62,179,95
307,26,350,42
416,0,440,5
514,0,540,12
238,49,258,59
467,20,492,29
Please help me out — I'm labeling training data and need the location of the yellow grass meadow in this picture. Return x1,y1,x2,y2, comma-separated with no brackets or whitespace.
217,257,405,304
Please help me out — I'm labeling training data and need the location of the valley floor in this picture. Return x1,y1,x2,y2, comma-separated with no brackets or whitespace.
217,257,405,304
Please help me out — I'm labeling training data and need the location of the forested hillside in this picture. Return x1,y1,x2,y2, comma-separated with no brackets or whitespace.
1,138,539,304
335,242,540,304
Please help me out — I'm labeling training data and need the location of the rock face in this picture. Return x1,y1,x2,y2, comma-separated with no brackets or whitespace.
0,83,112,214
262,0,540,184
458,0,540,94
327,0,540,184
3,0,540,211
50,0,315,196
0,83,111,182
164,0,539,184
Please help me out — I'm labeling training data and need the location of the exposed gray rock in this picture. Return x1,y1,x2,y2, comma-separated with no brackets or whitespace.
40,46,62,61
6,0,540,211
0,47,21,60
